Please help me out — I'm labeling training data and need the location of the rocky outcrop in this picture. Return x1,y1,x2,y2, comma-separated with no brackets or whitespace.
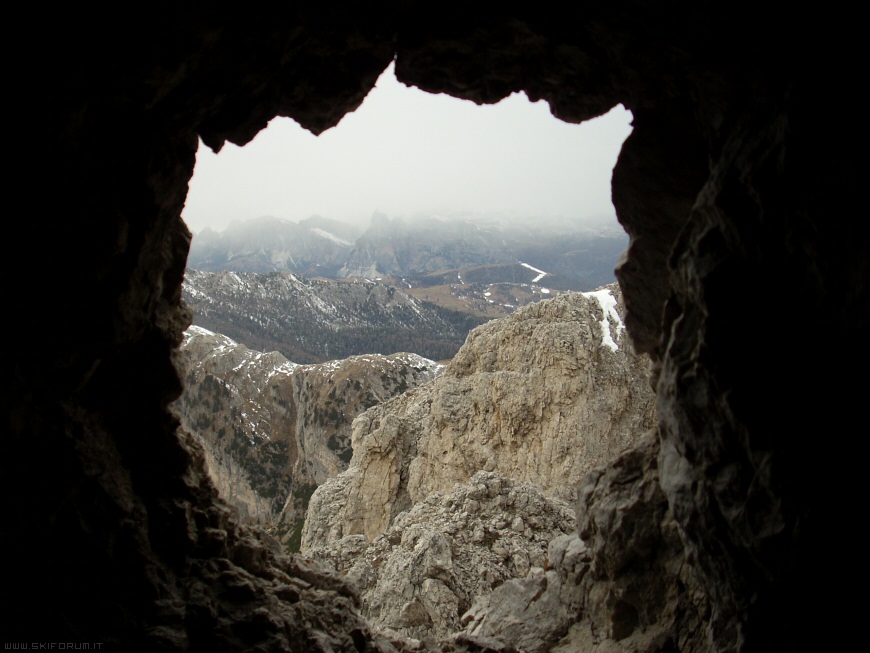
461,430,708,653
173,326,442,541
304,284,655,547
302,284,656,640
306,471,576,641
306,471,576,639
406,285,654,505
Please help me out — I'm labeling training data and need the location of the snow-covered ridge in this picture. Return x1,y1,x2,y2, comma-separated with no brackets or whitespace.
300,351,444,377
181,269,481,364
183,324,442,382
185,324,215,339
181,325,301,380
182,324,235,352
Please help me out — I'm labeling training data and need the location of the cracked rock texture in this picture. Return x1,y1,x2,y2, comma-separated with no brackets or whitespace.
301,286,655,640
462,431,708,653
307,471,577,641
304,287,654,547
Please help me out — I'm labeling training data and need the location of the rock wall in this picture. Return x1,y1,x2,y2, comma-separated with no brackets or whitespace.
310,471,577,641
409,286,655,505
301,285,657,640
303,286,654,547
461,430,708,653
6,5,864,651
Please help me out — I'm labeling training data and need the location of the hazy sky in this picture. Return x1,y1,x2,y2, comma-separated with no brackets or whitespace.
182,63,633,235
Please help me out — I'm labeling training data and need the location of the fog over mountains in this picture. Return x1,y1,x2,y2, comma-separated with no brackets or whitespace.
187,212,627,292
183,212,629,363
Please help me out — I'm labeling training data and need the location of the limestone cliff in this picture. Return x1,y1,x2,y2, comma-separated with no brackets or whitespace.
301,284,656,639
461,430,708,653
304,283,654,545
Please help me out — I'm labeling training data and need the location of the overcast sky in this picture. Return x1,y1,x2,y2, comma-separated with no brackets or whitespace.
181,63,633,235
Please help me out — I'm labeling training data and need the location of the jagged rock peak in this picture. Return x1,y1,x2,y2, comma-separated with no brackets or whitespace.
303,284,655,547
300,284,656,641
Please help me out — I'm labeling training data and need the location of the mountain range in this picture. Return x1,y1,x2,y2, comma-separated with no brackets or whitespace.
182,269,487,363
175,281,656,619
187,212,628,292
172,326,444,548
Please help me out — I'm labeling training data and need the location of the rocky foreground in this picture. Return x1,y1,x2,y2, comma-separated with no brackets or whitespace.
301,283,658,641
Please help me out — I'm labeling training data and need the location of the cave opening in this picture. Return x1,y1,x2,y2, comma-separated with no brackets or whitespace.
171,60,641,643
178,63,636,353
10,8,860,650
181,61,634,270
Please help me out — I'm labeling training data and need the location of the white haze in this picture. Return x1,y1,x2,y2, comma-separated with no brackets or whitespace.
182,62,633,235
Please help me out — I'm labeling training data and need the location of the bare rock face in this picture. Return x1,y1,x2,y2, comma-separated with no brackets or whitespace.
408,285,655,505
301,285,656,640
461,431,708,653
303,284,655,547
307,471,576,641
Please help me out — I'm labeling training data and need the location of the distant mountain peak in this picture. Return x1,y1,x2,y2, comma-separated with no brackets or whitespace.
187,213,627,290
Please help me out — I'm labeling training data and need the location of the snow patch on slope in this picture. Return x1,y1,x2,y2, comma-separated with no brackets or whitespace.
582,288,624,352
520,262,547,283
310,227,354,247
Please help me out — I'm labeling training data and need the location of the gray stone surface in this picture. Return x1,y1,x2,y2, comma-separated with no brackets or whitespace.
302,286,656,641
306,472,576,641
462,431,708,653
303,286,655,549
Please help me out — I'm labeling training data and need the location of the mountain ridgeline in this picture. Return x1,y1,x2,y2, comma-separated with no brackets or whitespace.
182,269,486,364
177,216,665,643
189,215,363,277
172,326,444,547
187,213,628,292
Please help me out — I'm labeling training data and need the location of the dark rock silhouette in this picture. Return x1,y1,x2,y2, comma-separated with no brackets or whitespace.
4,5,863,652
